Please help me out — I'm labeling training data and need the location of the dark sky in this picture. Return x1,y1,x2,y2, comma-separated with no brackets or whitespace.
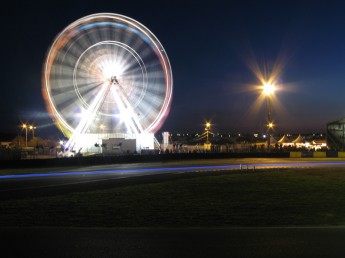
1,0,345,137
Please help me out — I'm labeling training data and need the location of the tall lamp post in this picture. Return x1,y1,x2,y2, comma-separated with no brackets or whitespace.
263,82,275,152
205,122,211,144
100,124,105,135
29,125,36,138
99,124,105,151
99,124,105,143
22,124,28,147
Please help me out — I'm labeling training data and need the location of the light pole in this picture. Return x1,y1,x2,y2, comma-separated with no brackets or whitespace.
100,124,105,135
205,122,211,144
99,124,105,151
22,124,28,147
263,82,275,152
29,125,36,138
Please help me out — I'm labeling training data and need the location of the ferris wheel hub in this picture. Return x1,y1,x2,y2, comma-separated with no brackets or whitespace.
110,76,119,84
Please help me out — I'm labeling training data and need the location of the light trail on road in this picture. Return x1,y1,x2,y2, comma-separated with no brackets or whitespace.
1,158,345,200
2,159,345,180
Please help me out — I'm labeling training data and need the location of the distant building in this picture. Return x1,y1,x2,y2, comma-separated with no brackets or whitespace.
327,118,345,150
0,141,11,148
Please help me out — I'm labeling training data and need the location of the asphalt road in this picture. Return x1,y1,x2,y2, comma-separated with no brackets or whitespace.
1,158,345,200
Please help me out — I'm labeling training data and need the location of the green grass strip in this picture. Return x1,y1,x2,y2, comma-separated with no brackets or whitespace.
1,167,345,227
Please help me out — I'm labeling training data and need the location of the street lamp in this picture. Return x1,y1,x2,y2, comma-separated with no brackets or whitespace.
22,124,28,147
99,124,105,141
99,124,106,150
100,124,105,134
263,82,275,152
205,122,211,143
29,125,36,138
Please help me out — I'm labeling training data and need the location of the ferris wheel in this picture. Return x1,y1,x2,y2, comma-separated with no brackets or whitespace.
42,13,173,149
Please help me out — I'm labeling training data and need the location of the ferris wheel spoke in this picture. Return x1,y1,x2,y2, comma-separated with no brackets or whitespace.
74,81,104,94
65,53,80,67
50,65,75,79
87,29,100,46
119,49,139,65
67,36,93,61
53,96,80,115
59,49,82,69
101,27,113,43
51,84,75,96
77,33,96,52
121,31,135,48
123,65,146,77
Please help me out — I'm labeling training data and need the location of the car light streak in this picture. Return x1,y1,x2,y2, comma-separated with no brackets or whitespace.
2,161,345,180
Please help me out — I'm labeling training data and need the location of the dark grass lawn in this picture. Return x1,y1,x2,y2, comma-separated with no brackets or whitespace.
1,167,345,227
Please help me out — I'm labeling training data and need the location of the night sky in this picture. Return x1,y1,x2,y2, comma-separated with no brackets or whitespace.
2,1,345,138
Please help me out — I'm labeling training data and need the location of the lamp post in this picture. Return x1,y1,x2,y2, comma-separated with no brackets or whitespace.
99,124,105,142
205,122,211,144
100,124,105,135
263,82,275,152
29,125,36,138
99,124,105,151
22,124,28,147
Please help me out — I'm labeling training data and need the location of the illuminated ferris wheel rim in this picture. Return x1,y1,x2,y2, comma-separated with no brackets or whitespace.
42,13,173,137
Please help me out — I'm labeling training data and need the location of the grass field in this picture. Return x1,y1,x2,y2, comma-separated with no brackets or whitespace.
1,167,345,227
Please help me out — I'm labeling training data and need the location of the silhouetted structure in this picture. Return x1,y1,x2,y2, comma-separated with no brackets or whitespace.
327,118,345,150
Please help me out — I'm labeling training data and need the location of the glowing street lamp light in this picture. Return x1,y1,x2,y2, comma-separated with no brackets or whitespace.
99,124,106,140
263,82,275,151
98,124,106,151
205,122,211,144
22,124,28,147
29,125,36,138
100,124,105,133
263,82,275,96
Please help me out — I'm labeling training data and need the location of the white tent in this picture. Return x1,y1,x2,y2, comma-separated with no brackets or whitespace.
292,134,305,148
278,135,293,147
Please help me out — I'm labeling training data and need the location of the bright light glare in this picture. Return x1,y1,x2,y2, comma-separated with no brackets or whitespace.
263,83,275,96
267,122,274,128
101,61,125,80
